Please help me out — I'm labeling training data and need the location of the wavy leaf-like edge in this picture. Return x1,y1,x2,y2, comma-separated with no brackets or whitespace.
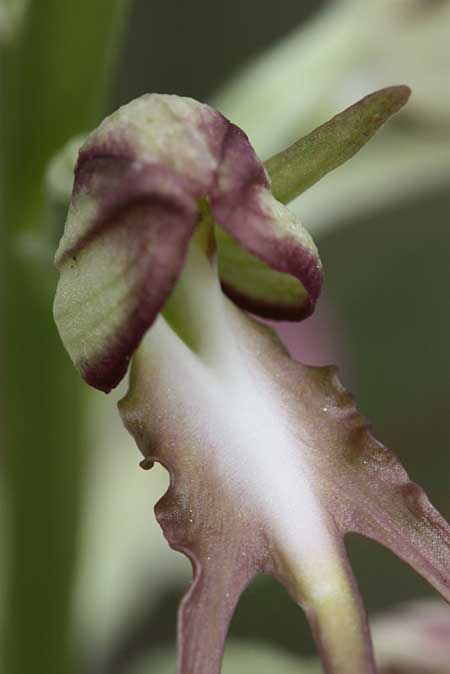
119,281,450,674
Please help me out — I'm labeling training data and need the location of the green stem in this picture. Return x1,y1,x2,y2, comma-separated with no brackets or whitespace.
1,245,85,674
0,0,130,233
0,2,131,673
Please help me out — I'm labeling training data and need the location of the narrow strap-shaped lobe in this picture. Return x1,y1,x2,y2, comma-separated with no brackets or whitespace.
176,557,257,674
341,483,450,603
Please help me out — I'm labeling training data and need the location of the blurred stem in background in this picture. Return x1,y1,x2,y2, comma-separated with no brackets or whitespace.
0,1,130,673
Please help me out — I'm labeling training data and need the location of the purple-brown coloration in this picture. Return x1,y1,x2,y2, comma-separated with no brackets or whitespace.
67,159,200,392
211,123,323,318
119,306,450,674
220,242,322,321
62,157,203,262
55,95,322,392
220,280,314,320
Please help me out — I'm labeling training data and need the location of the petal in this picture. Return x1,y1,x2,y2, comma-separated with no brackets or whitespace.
54,94,323,391
119,279,450,674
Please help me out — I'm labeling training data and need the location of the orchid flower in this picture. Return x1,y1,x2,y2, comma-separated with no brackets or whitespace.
53,87,450,674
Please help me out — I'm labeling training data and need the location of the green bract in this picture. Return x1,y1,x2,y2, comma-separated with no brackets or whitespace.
265,86,410,204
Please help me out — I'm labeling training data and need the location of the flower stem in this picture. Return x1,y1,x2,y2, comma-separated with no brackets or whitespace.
0,2,130,672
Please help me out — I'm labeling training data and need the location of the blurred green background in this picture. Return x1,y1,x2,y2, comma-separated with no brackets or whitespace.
1,1,449,673
112,0,320,105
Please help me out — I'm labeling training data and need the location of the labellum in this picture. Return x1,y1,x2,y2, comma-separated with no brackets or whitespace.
54,87,450,674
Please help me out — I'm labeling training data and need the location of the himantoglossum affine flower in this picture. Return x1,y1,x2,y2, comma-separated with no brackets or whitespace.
53,88,450,674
